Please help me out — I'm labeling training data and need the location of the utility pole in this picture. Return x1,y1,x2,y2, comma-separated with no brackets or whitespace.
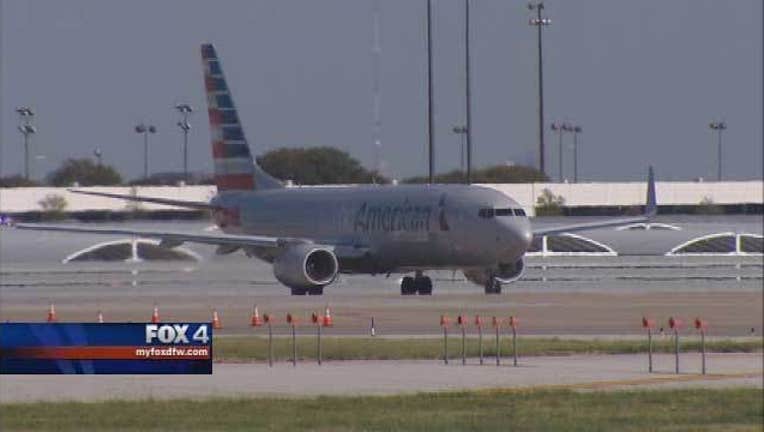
709,121,727,181
426,0,435,184
16,107,36,180
175,104,194,184
464,0,473,184
528,3,551,176
571,125,582,183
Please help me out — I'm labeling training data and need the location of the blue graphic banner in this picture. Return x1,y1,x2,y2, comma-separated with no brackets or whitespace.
0,323,212,374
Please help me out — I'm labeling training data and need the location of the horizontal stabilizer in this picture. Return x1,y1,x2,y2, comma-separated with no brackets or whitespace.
67,189,219,211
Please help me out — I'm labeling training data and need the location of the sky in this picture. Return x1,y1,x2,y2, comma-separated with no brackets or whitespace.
1,0,762,182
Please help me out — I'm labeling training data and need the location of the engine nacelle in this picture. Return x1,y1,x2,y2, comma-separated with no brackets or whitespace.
273,244,339,288
463,258,525,286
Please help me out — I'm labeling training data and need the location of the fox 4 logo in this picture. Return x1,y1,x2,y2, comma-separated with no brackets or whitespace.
145,324,209,344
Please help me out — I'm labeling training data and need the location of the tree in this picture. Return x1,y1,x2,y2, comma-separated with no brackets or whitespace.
256,147,387,185
535,188,566,216
404,164,548,184
47,158,122,186
0,175,40,187
38,194,68,220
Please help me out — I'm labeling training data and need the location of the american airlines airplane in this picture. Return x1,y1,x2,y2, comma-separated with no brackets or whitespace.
17,44,656,296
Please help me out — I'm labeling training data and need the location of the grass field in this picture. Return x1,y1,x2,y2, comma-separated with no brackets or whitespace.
2,388,761,431
213,335,763,362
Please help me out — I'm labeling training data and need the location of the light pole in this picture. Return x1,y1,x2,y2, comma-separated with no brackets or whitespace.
528,2,551,176
93,148,103,166
571,125,582,183
426,0,435,184
709,121,727,181
452,125,468,176
464,0,473,184
175,104,194,184
550,122,571,182
135,123,157,180
16,107,36,180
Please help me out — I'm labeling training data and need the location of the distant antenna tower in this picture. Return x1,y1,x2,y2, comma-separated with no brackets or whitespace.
371,0,385,181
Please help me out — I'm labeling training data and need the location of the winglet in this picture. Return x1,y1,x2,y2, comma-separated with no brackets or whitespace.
645,166,657,217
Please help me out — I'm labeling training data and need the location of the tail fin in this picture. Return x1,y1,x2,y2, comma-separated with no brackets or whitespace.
201,44,282,191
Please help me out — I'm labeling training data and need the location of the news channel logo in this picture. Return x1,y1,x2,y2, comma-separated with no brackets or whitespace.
1,322,213,374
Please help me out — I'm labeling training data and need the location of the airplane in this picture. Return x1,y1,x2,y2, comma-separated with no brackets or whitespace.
15,43,657,296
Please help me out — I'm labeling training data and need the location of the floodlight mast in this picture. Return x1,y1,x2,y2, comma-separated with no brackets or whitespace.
175,104,194,183
709,121,727,181
16,107,36,180
135,123,157,180
528,2,551,177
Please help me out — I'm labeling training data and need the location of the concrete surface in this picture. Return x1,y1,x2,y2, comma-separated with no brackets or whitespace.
1,353,761,402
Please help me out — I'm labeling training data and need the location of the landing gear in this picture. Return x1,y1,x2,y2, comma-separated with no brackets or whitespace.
484,277,502,295
400,273,433,296
290,286,324,296
400,276,416,295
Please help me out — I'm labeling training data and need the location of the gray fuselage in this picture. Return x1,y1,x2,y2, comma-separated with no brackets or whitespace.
211,184,532,274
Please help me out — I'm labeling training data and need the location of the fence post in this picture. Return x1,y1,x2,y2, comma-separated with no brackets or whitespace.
509,316,519,367
492,316,501,366
475,315,484,365
642,317,656,373
440,315,449,365
695,318,708,375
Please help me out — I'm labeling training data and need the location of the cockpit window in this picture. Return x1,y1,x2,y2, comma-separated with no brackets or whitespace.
495,208,513,216
514,208,526,217
478,208,494,218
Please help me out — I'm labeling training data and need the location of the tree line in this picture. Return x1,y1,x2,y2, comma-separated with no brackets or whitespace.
0,147,548,187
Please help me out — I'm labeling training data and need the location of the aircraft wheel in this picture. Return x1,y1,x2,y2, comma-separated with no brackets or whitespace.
307,286,324,296
290,286,308,296
484,278,502,295
400,276,416,295
416,276,433,295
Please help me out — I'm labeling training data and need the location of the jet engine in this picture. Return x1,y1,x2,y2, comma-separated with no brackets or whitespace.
463,258,525,286
273,244,339,289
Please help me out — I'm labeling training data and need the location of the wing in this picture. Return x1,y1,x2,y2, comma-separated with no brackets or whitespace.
14,223,283,249
532,166,657,236
67,189,218,211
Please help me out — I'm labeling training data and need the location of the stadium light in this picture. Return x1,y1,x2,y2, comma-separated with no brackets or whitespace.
16,106,36,180
175,104,194,183
709,121,727,181
528,2,551,176
135,122,157,180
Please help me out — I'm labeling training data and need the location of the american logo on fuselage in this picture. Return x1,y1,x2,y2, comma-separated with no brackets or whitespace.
353,199,434,233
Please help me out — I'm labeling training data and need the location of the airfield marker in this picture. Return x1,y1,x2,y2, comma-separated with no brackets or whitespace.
669,317,683,374
475,315,484,365
312,312,322,366
151,304,160,324
642,317,656,373
694,318,708,375
46,303,57,322
509,316,519,367
492,316,500,366
287,313,297,367
457,315,466,365
263,313,273,367
440,315,449,365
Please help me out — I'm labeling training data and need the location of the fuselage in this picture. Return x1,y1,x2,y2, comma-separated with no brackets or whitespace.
211,184,532,273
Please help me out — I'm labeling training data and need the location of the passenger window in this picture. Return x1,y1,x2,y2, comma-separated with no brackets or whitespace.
478,208,494,218
495,208,513,216
514,208,527,217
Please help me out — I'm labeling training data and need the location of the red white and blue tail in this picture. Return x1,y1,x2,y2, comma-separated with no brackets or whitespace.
201,43,282,191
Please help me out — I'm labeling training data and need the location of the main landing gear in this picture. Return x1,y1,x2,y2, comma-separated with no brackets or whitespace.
400,271,433,296
484,277,502,295
290,286,324,296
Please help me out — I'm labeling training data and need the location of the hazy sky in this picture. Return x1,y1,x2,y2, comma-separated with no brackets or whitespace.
1,0,762,182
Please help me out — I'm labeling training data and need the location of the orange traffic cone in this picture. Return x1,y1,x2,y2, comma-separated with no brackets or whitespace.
212,309,223,330
97,310,104,324
250,305,263,327
151,304,160,324
322,305,333,327
46,303,57,322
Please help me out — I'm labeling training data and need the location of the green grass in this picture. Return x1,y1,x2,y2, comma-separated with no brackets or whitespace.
2,388,761,431
213,335,763,362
